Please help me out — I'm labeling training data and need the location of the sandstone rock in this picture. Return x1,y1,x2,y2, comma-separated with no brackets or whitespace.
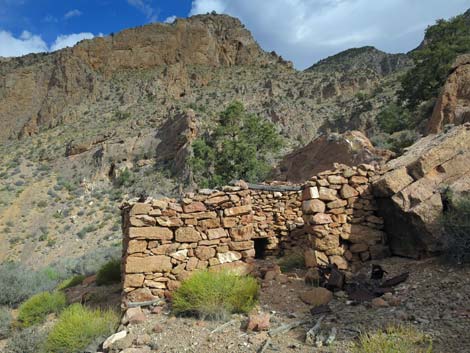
300,288,333,306
302,186,320,200
373,167,414,198
224,205,252,216
302,199,326,214
304,248,317,268
229,240,254,251
371,297,389,308
103,330,127,350
230,224,253,241
318,187,337,201
427,54,470,134
127,288,157,303
128,240,147,254
194,246,216,260
183,201,206,213
217,251,242,264
304,268,320,286
329,255,348,270
205,195,230,205
247,312,270,331
130,203,152,216
349,225,385,245
340,184,359,198
126,255,172,273
129,227,173,240
175,227,202,242
273,131,392,183
207,227,227,240
310,213,333,225
373,125,470,257
124,274,145,288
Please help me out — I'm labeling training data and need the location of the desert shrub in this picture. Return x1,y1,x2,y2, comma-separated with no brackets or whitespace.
0,263,61,306
352,325,433,353
172,270,259,320
441,194,470,263
57,275,86,291
400,12,470,110
18,291,67,327
115,168,135,187
278,253,305,272
376,103,412,134
5,326,46,353
52,246,121,276
96,259,121,286
0,306,12,338
44,303,118,353
371,130,419,155
190,101,284,188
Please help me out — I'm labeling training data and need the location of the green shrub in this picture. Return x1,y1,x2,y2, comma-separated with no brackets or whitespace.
0,306,12,338
57,275,86,291
0,263,61,306
400,12,470,110
278,253,305,272
96,259,121,286
376,103,412,134
190,101,284,188
352,325,433,353
172,270,259,320
44,303,118,353
441,193,470,263
18,291,67,327
5,326,45,353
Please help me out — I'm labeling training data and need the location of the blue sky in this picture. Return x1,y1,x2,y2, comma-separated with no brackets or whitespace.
0,0,469,68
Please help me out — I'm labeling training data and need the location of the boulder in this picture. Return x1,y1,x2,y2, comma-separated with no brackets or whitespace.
373,124,470,258
273,131,393,182
299,287,333,307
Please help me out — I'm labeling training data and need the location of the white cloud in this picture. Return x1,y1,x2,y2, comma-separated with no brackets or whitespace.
189,0,470,69
50,32,95,51
164,15,177,23
64,9,82,20
0,30,102,57
127,0,158,22
0,30,47,57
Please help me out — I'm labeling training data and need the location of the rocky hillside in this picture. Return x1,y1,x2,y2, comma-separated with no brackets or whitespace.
0,13,415,266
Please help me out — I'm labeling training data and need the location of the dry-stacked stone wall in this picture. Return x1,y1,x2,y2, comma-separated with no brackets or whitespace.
302,163,388,271
249,188,304,255
121,163,389,303
121,184,304,304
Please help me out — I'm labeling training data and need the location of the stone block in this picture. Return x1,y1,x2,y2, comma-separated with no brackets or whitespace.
175,227,202,242
129,227,173,240
126,255,172,273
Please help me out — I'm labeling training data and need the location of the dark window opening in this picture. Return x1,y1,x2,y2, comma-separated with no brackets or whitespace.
254,238,268,259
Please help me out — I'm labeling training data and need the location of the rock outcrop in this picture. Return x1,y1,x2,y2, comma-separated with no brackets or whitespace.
373,124,470,258
273,131,393,183
427,54,470,134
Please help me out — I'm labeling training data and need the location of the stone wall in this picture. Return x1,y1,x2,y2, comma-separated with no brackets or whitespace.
302,163,388,272
121,164,388,304
120,183,304,303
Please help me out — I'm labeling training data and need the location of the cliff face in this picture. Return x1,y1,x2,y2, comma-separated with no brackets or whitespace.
427,54,470,134
0,15,282,142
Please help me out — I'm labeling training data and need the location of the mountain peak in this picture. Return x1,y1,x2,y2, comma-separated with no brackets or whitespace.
306,46,412,76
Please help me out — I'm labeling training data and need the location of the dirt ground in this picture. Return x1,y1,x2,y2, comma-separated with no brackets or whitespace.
115,257,470,353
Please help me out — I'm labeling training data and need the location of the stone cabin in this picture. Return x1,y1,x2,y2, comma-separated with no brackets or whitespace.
120,163,388,305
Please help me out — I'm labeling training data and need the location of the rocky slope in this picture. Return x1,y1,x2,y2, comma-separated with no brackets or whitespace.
0,14,413,266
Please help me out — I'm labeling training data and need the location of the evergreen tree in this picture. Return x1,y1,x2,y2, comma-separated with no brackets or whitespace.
190,101,284,188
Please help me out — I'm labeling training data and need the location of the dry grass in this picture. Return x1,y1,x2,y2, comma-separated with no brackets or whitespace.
352,325,433,353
